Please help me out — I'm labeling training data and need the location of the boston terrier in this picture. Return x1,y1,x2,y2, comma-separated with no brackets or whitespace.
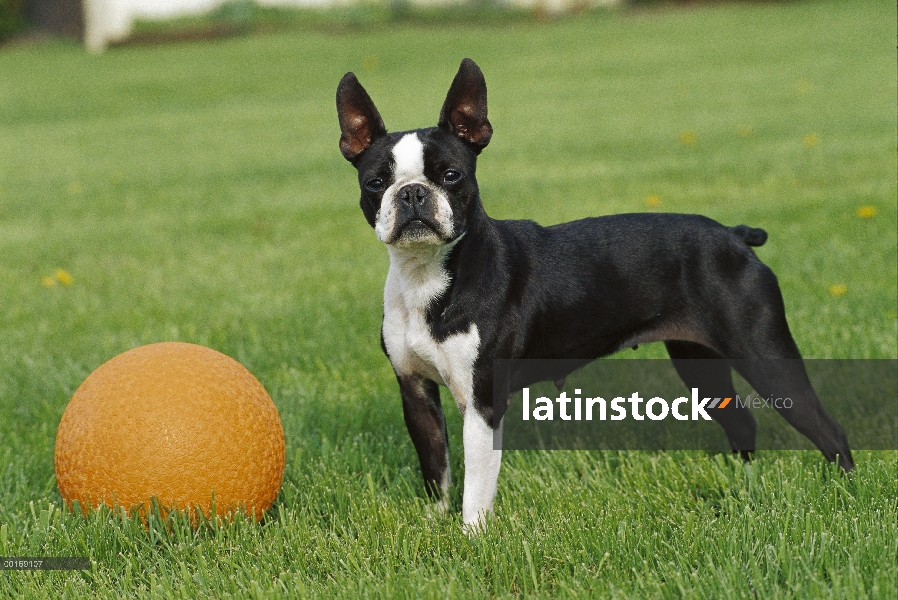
336,58,853,530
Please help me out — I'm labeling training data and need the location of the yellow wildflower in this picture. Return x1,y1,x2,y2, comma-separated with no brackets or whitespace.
678,130,697,145
55,269,73,286
856,205,877,219
829,284,847,297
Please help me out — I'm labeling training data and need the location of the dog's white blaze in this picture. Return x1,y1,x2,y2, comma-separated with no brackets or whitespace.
462,411,502,532
392,132,425,181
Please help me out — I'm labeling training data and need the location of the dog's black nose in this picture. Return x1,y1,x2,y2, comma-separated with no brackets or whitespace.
398,183,428,208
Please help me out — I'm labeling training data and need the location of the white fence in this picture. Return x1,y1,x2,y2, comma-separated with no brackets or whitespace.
83,0,621,52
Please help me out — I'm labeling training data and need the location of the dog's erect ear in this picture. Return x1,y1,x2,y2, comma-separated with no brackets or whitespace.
438,58,492,153
337,72,387,162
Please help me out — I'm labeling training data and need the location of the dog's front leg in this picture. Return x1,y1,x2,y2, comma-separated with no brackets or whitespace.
462,408,502,532
398,375,451,512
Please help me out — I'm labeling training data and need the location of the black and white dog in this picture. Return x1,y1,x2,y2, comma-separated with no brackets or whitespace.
336,59,853,530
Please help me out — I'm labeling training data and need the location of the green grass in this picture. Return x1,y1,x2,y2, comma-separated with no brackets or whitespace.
1,0,896,597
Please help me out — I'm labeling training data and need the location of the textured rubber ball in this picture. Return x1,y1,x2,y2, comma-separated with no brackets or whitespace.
54,342,285,521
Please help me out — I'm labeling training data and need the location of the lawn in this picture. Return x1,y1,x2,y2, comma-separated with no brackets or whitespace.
0,0,896,597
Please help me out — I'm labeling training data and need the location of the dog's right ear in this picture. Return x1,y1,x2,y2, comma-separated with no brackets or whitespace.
336,73,387,162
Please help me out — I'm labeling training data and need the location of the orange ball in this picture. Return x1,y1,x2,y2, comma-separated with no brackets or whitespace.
55,342,285,521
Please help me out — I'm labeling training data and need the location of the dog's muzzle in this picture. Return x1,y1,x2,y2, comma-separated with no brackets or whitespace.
392,183,445,241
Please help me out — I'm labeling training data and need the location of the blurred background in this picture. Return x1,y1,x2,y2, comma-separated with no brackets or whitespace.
5,0,624,52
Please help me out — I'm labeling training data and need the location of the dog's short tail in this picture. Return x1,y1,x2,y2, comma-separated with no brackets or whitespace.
730,224,768,247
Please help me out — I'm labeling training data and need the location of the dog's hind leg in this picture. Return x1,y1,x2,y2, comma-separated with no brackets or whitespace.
711,264,854,471
666,340,756,460
728,357,854,472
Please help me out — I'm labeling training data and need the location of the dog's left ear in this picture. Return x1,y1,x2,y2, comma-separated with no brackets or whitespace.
438,58,492,153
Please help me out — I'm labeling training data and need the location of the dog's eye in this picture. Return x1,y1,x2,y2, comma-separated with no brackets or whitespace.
365,178,385,193
443,169,463,184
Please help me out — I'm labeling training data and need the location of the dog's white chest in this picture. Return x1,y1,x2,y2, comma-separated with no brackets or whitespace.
381,245,479,411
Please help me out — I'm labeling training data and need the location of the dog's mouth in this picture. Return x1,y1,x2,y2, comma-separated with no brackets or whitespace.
399,218,438,234
390,217,445,246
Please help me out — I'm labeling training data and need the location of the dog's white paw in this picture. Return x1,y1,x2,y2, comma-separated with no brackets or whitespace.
461,509,492,536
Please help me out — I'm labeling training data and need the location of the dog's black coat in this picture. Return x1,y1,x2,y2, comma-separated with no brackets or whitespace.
417,204,853,468
337,60,854,521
